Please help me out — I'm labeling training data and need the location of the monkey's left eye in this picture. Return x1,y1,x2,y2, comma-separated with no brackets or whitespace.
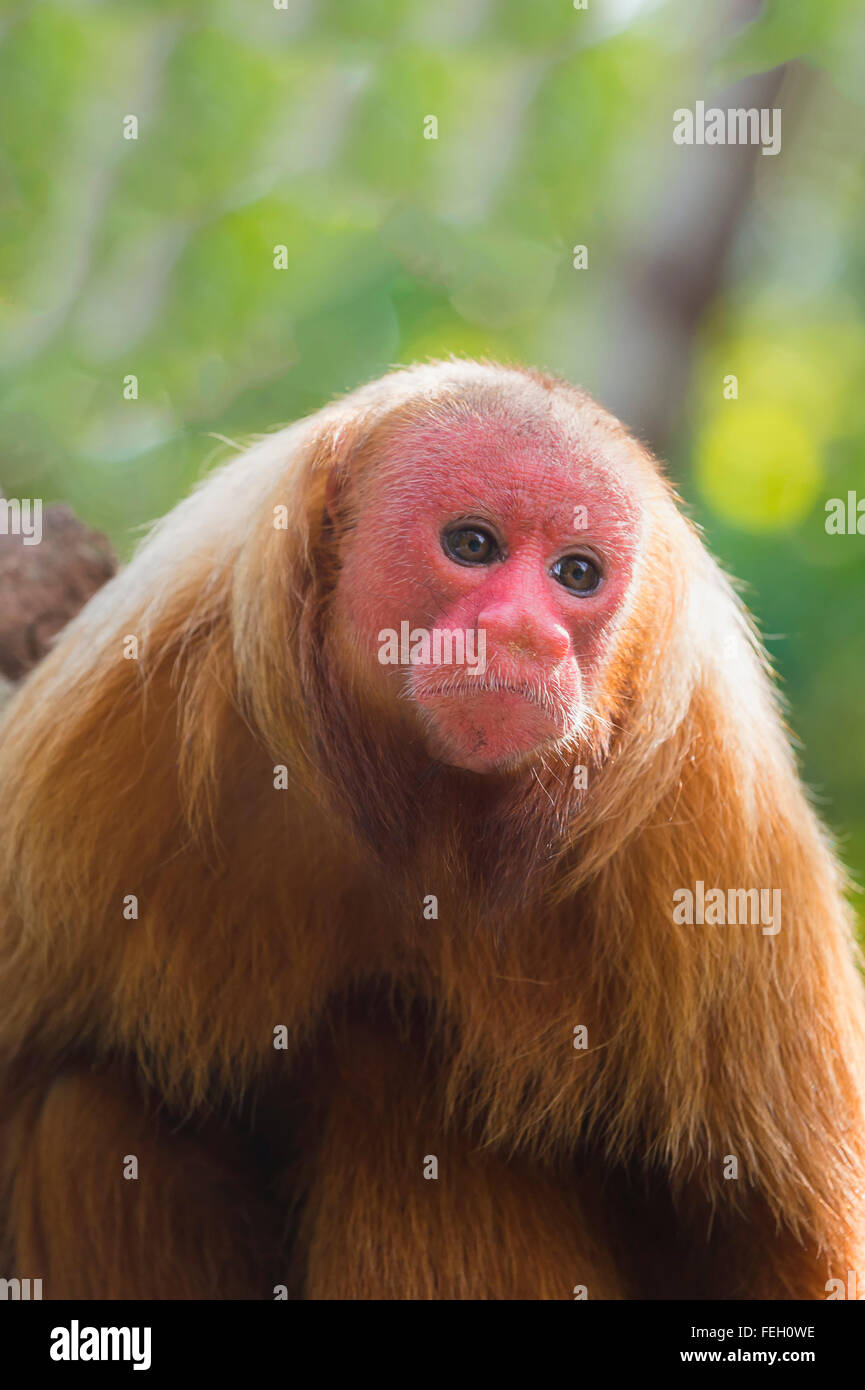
551,554,603,594
442,526,499,565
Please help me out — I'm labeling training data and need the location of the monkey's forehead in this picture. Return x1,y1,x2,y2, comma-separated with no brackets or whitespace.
362,401,649,533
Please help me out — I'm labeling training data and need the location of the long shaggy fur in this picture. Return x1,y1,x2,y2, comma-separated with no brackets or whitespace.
0,359,863,1299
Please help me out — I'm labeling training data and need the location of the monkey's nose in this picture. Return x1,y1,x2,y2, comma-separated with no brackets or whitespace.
477,603,570,664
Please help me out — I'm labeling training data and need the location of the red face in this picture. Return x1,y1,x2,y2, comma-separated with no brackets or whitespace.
332,405,642,773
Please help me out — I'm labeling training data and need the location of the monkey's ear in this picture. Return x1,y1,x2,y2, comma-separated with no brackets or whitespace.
323,455,357,536
315,405,371,532
324,464,343,524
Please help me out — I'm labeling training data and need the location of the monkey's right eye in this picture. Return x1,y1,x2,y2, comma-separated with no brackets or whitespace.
442,526,498,565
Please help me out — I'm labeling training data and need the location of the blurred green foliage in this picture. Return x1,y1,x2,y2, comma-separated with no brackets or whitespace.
1,0,864,915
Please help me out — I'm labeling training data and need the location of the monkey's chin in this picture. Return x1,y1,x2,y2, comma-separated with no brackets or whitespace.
419,691,566,775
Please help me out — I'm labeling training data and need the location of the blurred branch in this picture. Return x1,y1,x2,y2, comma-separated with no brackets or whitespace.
600,66,788,456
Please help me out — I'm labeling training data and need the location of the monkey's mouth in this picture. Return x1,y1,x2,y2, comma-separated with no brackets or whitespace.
414,675,566,727
411,675,575,771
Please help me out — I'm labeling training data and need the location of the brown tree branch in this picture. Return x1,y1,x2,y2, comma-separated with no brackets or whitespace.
0,490,117,684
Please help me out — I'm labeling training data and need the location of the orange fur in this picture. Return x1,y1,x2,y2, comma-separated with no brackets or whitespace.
0,359,863,1299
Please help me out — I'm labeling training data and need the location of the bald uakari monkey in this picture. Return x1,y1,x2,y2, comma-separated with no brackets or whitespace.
0,360,863,1299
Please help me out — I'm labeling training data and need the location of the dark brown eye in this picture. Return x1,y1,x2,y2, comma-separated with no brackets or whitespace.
442,526,498,565
552,554,602,594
